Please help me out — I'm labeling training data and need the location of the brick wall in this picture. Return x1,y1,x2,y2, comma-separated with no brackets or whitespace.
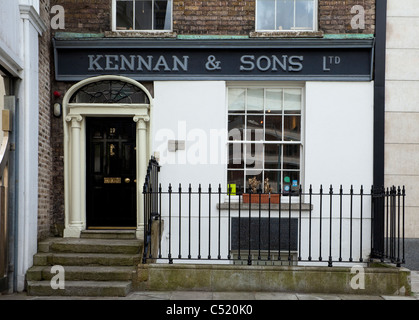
51,0,111,33
38,0,53,240
50,0,376,35
174,0,255,35
319,0,375,34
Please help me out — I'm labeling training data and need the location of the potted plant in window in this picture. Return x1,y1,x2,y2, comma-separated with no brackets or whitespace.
242,177,280,204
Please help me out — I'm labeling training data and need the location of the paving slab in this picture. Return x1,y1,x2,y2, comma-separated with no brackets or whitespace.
255,292,298,300
125,291,172,300
169,291,214,300
212,292,256,300
382,295,418,300
296,293,341,300
337,294,383,300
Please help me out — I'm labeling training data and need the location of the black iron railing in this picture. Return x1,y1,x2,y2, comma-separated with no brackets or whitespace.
143,183,406,267
142,156,160,263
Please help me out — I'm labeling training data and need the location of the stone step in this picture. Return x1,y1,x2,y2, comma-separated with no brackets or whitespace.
39,238,142,254
81,230,137,240
27,265,136,282
27,280,132,297
33,252,142,267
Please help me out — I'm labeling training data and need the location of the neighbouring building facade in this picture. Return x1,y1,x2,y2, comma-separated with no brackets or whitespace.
385,0,419,270
0,0,50,293
46,0,386,267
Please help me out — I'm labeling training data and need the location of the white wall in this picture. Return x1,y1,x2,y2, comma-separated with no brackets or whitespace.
305,82,374,190
151,80,375,264
0,0,23,76
153,81,227,189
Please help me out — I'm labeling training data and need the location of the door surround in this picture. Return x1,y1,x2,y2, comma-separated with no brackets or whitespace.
62,75,153,239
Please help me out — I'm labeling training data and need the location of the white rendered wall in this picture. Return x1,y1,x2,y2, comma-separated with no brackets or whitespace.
151,81,374,264
0,0,23,76
153,81,227,189
305,81,374,190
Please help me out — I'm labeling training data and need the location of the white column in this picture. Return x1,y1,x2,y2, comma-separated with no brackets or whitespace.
134,116,149,240
64,115,84,238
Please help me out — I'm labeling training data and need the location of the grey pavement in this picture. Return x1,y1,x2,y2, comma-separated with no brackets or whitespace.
1,270,418,301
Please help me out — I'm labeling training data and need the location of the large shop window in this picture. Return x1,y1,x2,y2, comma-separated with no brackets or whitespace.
256,0,317,31
115,0,172,31
228,87,302,195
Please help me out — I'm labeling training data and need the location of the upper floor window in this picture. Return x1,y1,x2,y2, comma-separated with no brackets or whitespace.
114,0,172,31
256,0,317,32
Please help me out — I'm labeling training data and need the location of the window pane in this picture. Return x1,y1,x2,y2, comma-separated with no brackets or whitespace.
245,144,263,170
284,88,301,113
228,89,246,113
247,115,264,141
283,144,300,169
264,171,281,193
284,116,301,141
265,115,282,141
246,171,263,193
247,89,264,113
228,115,245,141
154,0,172,30
277,0,294,30
228,144,244,169
116,0,134,30
265,144,281,170
256,0,275,30
228,170,244,191
135,0,153,30
295,0,314,30
266,89,282,114
283,171,300,195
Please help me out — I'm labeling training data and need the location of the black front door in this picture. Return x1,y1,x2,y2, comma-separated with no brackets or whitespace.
86,117,137,228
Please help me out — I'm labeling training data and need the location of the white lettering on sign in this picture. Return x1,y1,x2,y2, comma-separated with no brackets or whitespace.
323,56,341,72
88,55,189,72
240,55,304,72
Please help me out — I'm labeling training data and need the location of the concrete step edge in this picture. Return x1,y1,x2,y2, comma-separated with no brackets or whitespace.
33,252,142,266
27,280,132,297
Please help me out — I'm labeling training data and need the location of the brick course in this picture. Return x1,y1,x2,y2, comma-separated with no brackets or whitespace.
38,0,53,240
51,0,375,35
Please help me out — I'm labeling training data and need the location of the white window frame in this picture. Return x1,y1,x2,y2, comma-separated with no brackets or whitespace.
112,0,173,32
255,0,318,32
226,82,305,197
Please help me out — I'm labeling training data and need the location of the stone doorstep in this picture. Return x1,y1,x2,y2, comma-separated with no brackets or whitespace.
27,265,136,282
38,237,142,254
33,252,142,267
27,281,132,297
80,230,138,239
26,232,144,297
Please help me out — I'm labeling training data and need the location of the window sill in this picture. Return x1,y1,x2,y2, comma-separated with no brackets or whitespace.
249,31,324,38
105,31,177,38
217,202,312,211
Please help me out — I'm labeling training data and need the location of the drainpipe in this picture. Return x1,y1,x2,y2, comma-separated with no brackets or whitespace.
372,0,387,257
